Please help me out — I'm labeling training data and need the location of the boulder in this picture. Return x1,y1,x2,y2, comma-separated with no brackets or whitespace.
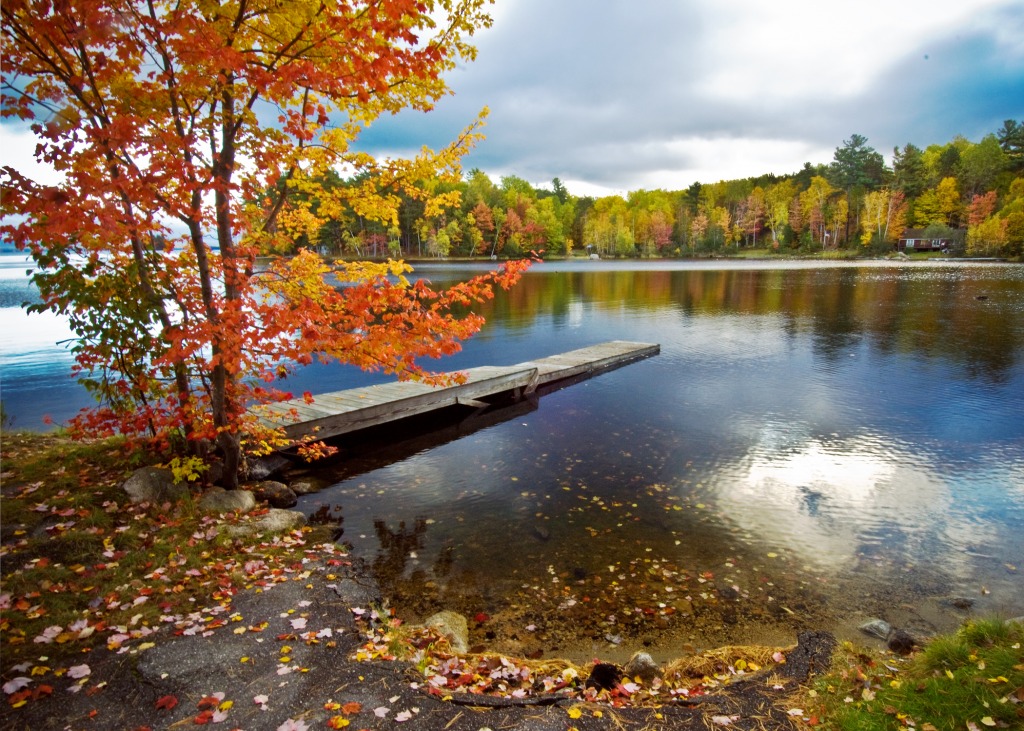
424,611,469,654
249,480,298,508
246,454,291,481
225,508,306,539
199,487,257,514
123,466,190,504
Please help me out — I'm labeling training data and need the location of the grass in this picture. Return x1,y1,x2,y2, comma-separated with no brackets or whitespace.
0,431,332,675
802,618,1024,730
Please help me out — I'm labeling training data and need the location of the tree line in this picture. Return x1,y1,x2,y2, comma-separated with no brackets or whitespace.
303,122,1024,260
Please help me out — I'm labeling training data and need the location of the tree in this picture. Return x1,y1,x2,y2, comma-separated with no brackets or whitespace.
829,134,887,191
764,180,796,245
892,143,928,198
957,135,1009,196
997,120,1024,173
860,189,907,248
1,0,530,486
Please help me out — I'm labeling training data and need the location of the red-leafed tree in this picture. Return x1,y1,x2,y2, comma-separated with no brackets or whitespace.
1,0,529,486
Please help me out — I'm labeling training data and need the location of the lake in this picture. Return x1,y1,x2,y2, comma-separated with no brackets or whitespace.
3,255,1023,660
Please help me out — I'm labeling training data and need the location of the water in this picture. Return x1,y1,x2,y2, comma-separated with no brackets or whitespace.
3,256,1023,658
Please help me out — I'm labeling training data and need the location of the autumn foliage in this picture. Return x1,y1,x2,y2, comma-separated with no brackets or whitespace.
1,0,529,486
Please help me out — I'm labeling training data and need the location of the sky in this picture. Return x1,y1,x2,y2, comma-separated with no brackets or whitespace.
355,0,1024,197
2,0,1023,198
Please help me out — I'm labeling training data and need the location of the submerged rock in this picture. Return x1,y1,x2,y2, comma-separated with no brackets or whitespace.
858,618,893,641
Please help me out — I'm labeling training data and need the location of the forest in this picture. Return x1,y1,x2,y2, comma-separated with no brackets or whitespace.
301,121,1024,260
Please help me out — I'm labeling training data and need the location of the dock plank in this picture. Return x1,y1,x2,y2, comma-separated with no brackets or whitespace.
256,341,658,444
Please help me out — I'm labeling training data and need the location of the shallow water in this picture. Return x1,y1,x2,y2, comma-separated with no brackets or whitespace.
4,257,1023,658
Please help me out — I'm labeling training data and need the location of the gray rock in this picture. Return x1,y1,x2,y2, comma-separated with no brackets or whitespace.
424,610,469,654
253,508,306,533
949,597,975,610
246,454,291,481
623,651,662,683
199,487,257,514
123,466,190,504
249,480,297,508
859,618,893,641
1006,616,1024,627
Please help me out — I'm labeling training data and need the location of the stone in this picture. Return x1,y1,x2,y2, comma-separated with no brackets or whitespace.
123,466,190,504
246,454,291,481
532,525,550,541
225,508,306,539
199,487,257,514
585,663,622,690
887,629,916,655
949,597,975,610
289,481,319,495
858,618,893,641
623,651,662,683
424,611,469,654
249,480,298,508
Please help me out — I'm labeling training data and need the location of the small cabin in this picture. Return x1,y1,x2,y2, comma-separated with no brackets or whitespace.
898,229,951,252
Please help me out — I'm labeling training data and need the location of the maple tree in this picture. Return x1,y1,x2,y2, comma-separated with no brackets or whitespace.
1,0,530,487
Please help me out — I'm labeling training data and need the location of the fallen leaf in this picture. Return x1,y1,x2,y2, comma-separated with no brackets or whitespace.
980,718,996,727
67,665,91,679
155,695,178,711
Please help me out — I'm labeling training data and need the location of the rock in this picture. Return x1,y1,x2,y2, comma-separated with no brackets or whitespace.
949,597,975,610
225,508,306,538
289,481,319,496
424,611,469,654
585,663,622,690
887,629,916,655
199,487,257,514
777,630,838,680
858,618,893,641
249,480,297,508
1006,616,1024,627
717,584,740,601
123,466,190,504
532,525,550,541
246,454,291,481
623,651,661,683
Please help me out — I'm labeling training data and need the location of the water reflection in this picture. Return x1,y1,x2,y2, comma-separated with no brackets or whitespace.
4,257,1023,651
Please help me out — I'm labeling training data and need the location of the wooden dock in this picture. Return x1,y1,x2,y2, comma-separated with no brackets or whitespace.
255,340,659,444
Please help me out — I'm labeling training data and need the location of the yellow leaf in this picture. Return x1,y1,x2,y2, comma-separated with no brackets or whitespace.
945,669,955,680
981,717,996,727
567,706,583,719
219,700,233,711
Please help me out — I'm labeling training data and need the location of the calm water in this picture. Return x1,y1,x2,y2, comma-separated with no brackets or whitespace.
3,256,1023,657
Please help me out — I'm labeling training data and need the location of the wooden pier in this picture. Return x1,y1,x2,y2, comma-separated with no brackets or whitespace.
255,340,659,444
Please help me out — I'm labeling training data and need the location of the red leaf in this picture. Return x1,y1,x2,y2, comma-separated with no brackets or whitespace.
193,709,214,724
155,694,178,711
473,612,489,623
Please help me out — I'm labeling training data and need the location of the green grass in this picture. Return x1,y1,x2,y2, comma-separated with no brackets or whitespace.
805,618,1024,730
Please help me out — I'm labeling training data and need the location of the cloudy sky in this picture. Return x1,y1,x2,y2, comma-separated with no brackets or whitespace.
357,0,1024,197
3,0,1022,198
